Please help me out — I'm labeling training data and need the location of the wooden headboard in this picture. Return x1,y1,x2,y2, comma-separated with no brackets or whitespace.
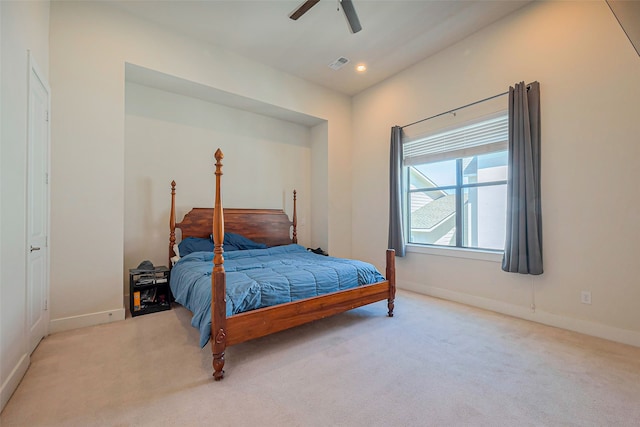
169,181,297,262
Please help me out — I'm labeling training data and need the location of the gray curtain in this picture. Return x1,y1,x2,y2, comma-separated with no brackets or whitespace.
502,81,543,274
388,126,405,257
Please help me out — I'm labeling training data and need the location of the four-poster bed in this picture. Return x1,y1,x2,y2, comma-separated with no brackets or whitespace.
169,149,396,380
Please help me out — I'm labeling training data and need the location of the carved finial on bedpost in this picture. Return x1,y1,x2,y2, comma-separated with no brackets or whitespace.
169,180,177,266
213,150,225,273
292,190,298,244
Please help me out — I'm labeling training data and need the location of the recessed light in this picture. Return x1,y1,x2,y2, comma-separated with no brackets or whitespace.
355,64,367,72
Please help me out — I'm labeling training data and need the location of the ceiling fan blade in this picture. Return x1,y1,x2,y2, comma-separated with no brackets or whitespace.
340,0,362,33
290,0,321,20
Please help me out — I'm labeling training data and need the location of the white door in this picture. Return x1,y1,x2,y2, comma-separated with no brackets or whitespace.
27,53,50,354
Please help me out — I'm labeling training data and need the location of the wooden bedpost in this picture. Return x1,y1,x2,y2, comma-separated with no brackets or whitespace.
169,181,177,266
386,249,396,317
292,190,298,244
212,149,227,380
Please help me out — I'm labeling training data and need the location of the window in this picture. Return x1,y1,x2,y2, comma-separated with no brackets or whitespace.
403,113,508,251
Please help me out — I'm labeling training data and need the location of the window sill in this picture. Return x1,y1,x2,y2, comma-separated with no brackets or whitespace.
406,244,503,263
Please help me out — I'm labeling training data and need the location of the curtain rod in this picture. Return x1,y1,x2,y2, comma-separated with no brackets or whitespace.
400,83,532,129
401,92,507,129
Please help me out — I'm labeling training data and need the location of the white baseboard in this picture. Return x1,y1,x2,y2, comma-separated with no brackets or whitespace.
49,307,126,334
1,353,29,412
400,281,640,348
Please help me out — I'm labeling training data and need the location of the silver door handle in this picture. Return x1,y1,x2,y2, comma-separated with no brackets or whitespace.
30,246,41,252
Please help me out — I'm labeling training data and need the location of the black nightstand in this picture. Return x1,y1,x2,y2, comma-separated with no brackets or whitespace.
129,266,171,317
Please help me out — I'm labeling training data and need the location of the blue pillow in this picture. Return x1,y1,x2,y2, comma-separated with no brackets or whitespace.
223,243,240,252
225,232,267,250
178,237,214,256
208,234,239,251
209,232,267,250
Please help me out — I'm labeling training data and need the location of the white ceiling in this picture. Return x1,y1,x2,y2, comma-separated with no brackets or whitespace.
110,0,532,96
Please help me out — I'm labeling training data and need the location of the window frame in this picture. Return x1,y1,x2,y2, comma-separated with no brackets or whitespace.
403,115,509,253
405,242,503,262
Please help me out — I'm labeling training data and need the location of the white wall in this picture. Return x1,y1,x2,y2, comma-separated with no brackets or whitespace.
352,1,640,346
49,1,352,332
310,122,329,249
0,0,50,411
124,82,313,284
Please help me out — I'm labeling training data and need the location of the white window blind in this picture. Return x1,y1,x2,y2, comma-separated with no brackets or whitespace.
403,113,508,165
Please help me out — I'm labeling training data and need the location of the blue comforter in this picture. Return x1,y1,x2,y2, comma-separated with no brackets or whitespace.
170,244,385,347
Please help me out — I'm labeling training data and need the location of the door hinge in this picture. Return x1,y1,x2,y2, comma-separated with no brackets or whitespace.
45,110,49,122
44,299,48,310
45,173,49,184
45,236,48,247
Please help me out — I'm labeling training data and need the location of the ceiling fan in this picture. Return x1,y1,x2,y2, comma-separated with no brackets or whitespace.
290,0,362,34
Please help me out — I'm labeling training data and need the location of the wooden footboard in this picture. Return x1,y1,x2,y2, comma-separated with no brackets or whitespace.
225,274,394,347
208,149,396,380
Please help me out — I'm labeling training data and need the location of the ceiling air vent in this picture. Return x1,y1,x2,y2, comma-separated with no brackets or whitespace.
328,57,350,71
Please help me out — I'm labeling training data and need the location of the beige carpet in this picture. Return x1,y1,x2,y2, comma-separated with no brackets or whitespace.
2,290,639,427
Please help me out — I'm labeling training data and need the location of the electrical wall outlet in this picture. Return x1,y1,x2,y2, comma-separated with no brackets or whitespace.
581,290,592,305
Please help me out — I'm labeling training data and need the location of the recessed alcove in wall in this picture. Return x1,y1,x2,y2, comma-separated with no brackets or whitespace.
125,64,326,127
123,63,329,287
